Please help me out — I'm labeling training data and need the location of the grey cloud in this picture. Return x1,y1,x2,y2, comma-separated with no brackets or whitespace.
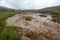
0,0,60,9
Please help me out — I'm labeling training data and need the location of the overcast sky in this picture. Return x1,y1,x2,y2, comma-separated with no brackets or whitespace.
0,0,60,9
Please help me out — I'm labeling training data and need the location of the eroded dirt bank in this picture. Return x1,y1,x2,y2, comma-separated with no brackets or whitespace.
6,13,60,40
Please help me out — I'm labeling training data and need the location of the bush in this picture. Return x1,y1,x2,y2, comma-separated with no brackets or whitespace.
25,16,32,21
0,26,22,40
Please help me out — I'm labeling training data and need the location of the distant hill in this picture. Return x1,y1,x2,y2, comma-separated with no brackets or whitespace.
0,6,10,10
0,6,60,13
20,6,60,13
0,6,8,10
39,6,60,13
0,6,16,11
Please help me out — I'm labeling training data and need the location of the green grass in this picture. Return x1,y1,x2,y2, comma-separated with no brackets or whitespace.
0,11,16,31
0,11,16,21
0,21,6,32
0,26,22,40
25,16,32,21
0,21,6,27
0,11,22,40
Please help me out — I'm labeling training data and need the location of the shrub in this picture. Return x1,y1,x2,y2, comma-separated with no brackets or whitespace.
25,16,32,21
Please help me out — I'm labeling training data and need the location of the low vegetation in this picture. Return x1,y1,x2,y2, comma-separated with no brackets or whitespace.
0,10,22,40
0,26,22,40
51,13,60,23
25,16,32,21
0,11,16,21
0,11,16,32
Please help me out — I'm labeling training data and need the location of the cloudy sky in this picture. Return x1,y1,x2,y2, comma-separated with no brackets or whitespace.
0,0,60,9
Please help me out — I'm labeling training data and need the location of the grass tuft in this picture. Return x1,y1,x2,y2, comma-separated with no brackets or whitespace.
25,16,32,21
